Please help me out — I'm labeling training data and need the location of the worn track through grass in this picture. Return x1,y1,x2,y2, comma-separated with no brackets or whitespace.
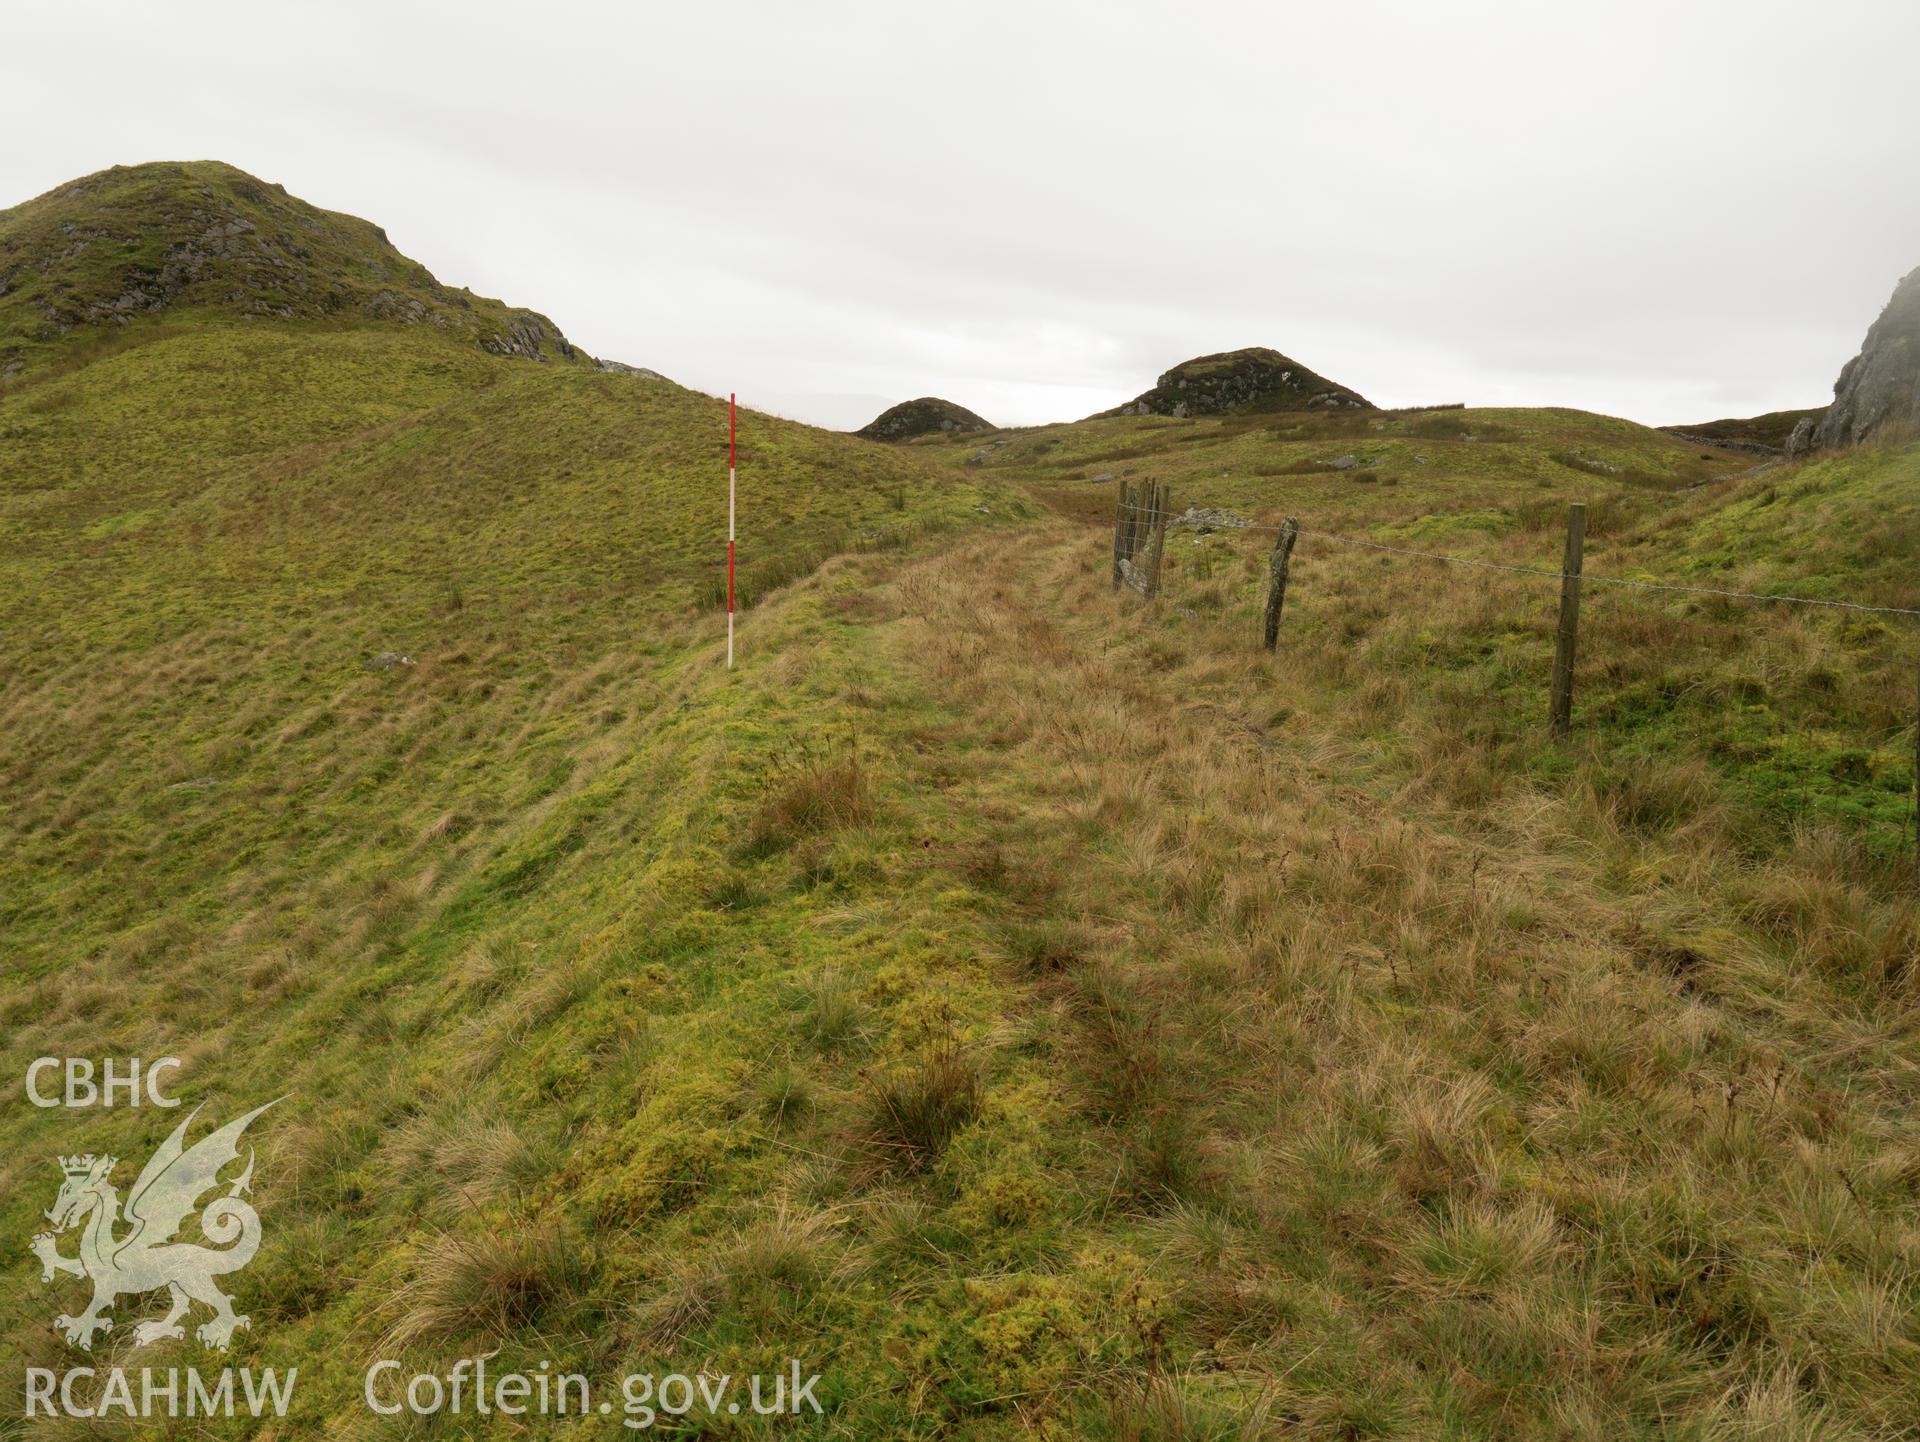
867,518,1920,1437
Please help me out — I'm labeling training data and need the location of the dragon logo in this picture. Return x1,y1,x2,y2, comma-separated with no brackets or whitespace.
30,1100,279,1351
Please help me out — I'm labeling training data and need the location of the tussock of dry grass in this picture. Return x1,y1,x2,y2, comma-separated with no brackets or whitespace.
740,741,871,856
800,967,870,1052
1104,1373,1277,1441
379,1219,581,1351
852,1041,986,1177
632,1205,847,1346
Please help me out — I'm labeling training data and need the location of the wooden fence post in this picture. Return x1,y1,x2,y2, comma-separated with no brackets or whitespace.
1262,517,1299,650
1144,484,1171,596
1136,482,1154,589
1111,479,1130,590
1548,503,1586,736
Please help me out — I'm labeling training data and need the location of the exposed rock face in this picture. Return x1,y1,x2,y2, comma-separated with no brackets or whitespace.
857,397,994,442
1785,417,1816,459
479,313,575,363
1815,266,1920,450
1100,347,1371,419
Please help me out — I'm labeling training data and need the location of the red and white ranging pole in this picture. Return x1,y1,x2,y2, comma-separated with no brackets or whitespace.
727,392,736,669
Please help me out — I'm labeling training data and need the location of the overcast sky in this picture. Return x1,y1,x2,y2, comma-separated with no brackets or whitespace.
5,1,1916,430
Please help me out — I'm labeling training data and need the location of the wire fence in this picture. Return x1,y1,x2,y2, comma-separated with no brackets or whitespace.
1104,477,1920,872
1190,515,1920,620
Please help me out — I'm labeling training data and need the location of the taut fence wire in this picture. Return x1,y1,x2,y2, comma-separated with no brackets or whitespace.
1106,478,1920,878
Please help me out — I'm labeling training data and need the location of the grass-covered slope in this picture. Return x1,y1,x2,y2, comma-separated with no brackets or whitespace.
872,523,1920,1438
0,322,1015,972
1625,441,1920,608
12,508,1916,1436
942,401,1920,853
1030,406,1920,846
952,402,1754,522
1,324,1005,649
0,175,1027,1433
0,161,586,377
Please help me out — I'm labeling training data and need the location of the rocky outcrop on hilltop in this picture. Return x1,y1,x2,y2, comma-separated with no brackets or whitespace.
594,357,671,382
0,161,587,373
1100,347,1371,419
857,397,994,442
1814,267,1920,450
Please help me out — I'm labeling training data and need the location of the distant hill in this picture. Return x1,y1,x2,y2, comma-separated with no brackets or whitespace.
1660,407,1825,455
1100,346,1371,419
857,396,994,442
0,160,591,377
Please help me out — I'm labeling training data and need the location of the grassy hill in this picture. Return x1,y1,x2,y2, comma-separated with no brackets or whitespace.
0,161,587,377
4,164,1920,1440
1662,407,1827,453
1100,347,1373,419
857,396,995,442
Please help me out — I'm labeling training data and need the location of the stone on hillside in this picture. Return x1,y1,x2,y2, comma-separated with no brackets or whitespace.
1173,506,1250,532
1785,416,1816,459
364,651,415,671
